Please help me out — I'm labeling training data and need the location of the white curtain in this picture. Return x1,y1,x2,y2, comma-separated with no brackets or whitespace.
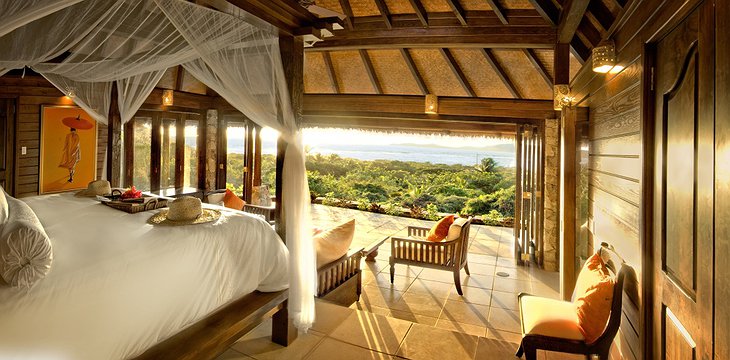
0,0,316,331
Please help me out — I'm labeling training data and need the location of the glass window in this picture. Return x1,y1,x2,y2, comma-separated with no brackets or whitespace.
226,123,246,195
160,119,176,190
132,117,151,190
183,119,198,188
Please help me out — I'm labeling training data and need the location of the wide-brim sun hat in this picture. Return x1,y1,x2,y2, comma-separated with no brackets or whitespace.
148,196,220,226
75,180,111,197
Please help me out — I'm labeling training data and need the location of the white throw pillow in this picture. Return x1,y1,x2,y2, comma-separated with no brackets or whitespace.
0,197,53,287
0,186,8,224
207,192,225,206
446,217,469,241
315,219,355,268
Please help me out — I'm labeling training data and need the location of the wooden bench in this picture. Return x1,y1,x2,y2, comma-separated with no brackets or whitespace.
317,247,364,306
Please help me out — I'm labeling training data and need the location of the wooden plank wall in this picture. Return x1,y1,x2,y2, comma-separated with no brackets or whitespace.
570,0,706,359
1,76,109,197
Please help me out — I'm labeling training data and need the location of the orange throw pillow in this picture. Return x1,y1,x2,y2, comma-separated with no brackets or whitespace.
574,252,614,344
426,215,455,242
223,189,245,210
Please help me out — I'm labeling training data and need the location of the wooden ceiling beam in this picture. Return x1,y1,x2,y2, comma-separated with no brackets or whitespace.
485,0,509,25
587,0,615,31
351,10,547,29
440,48,476,97
175,65,185,92
407,0,429,27
570,37,589,63
557,0,590,43
576,16,602,46
480,49,520,98
222,0,341,35
400,48,429,95
322,51,340,93
307,26,556,50
359,50,383,94
373,0,393,29
303,94,556,119
527,0,560,27
522,49,553,87
444,0,468,26
338,0,355,29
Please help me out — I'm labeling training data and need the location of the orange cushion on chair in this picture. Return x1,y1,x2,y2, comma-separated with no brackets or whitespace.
223,189,245,210
573,252,615,344
426,215,454,242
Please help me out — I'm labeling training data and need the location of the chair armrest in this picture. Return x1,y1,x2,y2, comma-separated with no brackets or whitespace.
407,226,431,238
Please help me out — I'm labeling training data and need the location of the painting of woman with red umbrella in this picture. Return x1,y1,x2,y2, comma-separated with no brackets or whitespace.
40,106,97,194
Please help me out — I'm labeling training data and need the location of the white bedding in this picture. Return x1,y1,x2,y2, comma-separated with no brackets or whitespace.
0,193,289,360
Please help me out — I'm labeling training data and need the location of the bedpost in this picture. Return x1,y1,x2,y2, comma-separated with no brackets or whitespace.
107,81,122,187
271,300,297,346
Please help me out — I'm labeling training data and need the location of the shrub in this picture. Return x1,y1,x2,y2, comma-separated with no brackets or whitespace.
481,210,506,226
384,203,402,216
439,195,468,213
409,205,426,219
425,203,440,220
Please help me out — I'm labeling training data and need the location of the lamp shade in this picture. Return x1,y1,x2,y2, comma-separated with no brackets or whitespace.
592,41,616,73
425,94,438,114
162,89,174,106
553,84,572,110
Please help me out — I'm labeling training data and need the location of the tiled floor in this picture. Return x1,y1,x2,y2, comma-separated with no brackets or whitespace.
218,205,579,360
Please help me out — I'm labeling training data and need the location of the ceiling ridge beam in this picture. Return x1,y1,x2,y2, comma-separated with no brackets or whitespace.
339,0,355,29
557,0,590,43
322,51,340,93
400,49,429,95
444,0,468,26
359,50,383,94
527,0,559,27
522,49,553,87
485,0,509,24
440,48,476,97
373,0,393,29
175,65,185,92
480,49,521,98
406,0,429,26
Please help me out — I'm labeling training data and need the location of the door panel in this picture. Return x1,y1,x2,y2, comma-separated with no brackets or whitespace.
653,2,714,360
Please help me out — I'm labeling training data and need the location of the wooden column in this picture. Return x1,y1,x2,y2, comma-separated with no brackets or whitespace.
253,124,262,186
197,111,207,190
554,43,570,85
216,114,227,190
244,121,255,203
560,106,577,300
513,125,523,262
175,117,185,189
150,115,161,191
205,109,218,192
123,120,134,187
107,82,122,187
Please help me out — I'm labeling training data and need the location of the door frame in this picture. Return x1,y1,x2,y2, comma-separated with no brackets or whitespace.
0,97,17,196
641,1,715,359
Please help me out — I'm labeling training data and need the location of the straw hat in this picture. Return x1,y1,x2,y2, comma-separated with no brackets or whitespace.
148,196,220,226
75,180,112,197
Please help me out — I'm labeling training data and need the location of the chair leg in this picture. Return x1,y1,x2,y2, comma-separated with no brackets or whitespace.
390,264,395,284
453,270,463,295
523,346,537,360
515,343,524,357
464,262,470,276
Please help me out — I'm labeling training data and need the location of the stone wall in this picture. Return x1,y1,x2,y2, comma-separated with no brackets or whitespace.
542,118,559,271
205,109,218,191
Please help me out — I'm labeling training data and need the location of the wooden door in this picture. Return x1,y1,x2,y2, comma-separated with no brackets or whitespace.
0,99,15,192
652,2,714,359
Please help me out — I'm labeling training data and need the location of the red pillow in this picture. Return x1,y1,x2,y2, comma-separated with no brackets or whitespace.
426,215,454,242
574,252,615,344
223,189,245,210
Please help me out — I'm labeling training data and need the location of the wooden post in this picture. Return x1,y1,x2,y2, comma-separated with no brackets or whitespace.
560,106,577,300
513,126,523,262
123,120,134,187
253,124,262,187
216,114,227,190
150,115,161,191
107,82,122,187
244,121,255,203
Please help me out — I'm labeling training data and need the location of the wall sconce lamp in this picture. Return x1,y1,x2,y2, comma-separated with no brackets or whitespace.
162,89,174,106
553,84,573,110
592,41,617,73
425,94,438,114
65,88,76,99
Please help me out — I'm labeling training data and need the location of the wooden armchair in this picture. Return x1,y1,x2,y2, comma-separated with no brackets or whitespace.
389,217,472,295
316,247,364,307
243,204,275,224
516,245,628,360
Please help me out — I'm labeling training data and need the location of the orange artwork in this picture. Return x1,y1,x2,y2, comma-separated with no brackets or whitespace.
40,106,97,194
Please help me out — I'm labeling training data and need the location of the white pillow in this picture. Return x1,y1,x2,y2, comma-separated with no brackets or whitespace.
0,197,52,287
0,186,8,224
315,219,355,268
206,192,225,206
446,217,469,241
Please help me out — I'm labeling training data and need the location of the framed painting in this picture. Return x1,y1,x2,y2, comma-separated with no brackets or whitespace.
39,105,97,194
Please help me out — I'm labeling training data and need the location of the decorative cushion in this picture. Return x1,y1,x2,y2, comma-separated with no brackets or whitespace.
426,215,454,242
223,189,245,210
0,197,53,287
207,192,225,206
519,295,585,341
315,219,355,268
573,252,614,344
0,186,8,225
446,217,469,241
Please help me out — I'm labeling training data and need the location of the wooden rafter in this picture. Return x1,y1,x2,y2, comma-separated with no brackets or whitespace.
576,16,602,47
522,49,553,87
322,51,340,93
220,0,341,35
480,49,521,98
307,26,556,50
359,50,383,94
373,0,392,29
444,0,468,26
440,48,476,97
406,0,429,27
174,65,185,91
338,0,355,29
400,48,429,95
351,10,549,29
557,0,590,43
570,37,589,63
485,0,508,25
587,0,615,30
527,0,559,27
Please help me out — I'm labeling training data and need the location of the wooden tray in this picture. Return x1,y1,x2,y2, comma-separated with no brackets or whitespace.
103,197,168,214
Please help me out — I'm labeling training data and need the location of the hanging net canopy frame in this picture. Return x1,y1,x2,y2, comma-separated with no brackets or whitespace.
0,0,316,331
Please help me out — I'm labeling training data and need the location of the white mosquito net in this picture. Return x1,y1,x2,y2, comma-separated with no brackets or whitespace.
0,0,316,331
